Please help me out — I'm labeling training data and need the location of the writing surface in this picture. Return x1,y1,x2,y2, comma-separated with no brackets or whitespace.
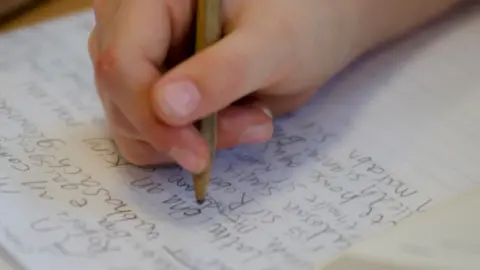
320,187,480,270
0,3,479,270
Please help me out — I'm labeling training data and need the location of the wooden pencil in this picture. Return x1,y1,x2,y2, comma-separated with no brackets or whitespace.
193,0,222,204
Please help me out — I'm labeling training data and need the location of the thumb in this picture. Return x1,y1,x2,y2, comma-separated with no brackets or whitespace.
151,24,293,126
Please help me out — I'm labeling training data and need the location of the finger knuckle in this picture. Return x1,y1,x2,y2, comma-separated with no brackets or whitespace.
94,45,119,75
92,45,122,97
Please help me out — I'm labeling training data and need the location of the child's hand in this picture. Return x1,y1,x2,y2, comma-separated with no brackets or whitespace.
88,0,462,173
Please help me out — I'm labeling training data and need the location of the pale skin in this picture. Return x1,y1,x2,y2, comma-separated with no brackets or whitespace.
88,0,467,174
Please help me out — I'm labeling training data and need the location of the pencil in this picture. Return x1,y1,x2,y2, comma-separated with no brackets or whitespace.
193,0,222,205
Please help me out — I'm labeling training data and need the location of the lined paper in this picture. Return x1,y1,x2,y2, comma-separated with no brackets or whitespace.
0,4,479,270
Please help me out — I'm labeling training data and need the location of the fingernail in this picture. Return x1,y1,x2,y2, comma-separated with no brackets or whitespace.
261,107,273,119
157,80,200,119
239,124,272,143
169,147,206,173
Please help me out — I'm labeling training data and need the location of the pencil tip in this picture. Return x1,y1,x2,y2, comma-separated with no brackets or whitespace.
196,199,205,205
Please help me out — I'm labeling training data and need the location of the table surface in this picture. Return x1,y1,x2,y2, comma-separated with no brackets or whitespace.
0,0,91,32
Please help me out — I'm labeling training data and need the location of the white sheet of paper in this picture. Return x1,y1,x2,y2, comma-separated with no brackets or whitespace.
320,187,480,270
0,3,479,270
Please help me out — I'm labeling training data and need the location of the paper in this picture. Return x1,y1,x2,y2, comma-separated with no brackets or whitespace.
0,4,479,270
321,187,480,270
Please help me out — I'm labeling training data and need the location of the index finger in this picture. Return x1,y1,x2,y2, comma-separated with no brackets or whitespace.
151,15,295,127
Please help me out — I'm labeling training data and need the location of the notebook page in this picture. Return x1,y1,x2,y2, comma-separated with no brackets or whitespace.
0,4,479,270
321,187,480,270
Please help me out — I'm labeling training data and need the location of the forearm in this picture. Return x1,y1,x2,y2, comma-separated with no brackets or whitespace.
346,0,468,55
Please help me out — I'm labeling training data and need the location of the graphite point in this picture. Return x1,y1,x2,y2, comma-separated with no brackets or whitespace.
196,199,205,205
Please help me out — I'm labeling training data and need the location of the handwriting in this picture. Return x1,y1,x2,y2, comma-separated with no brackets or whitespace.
163,247,233,270
82,138,130,168
0,12,456,270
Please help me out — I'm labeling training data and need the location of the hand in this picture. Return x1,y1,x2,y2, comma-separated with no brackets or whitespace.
88,0,462,173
